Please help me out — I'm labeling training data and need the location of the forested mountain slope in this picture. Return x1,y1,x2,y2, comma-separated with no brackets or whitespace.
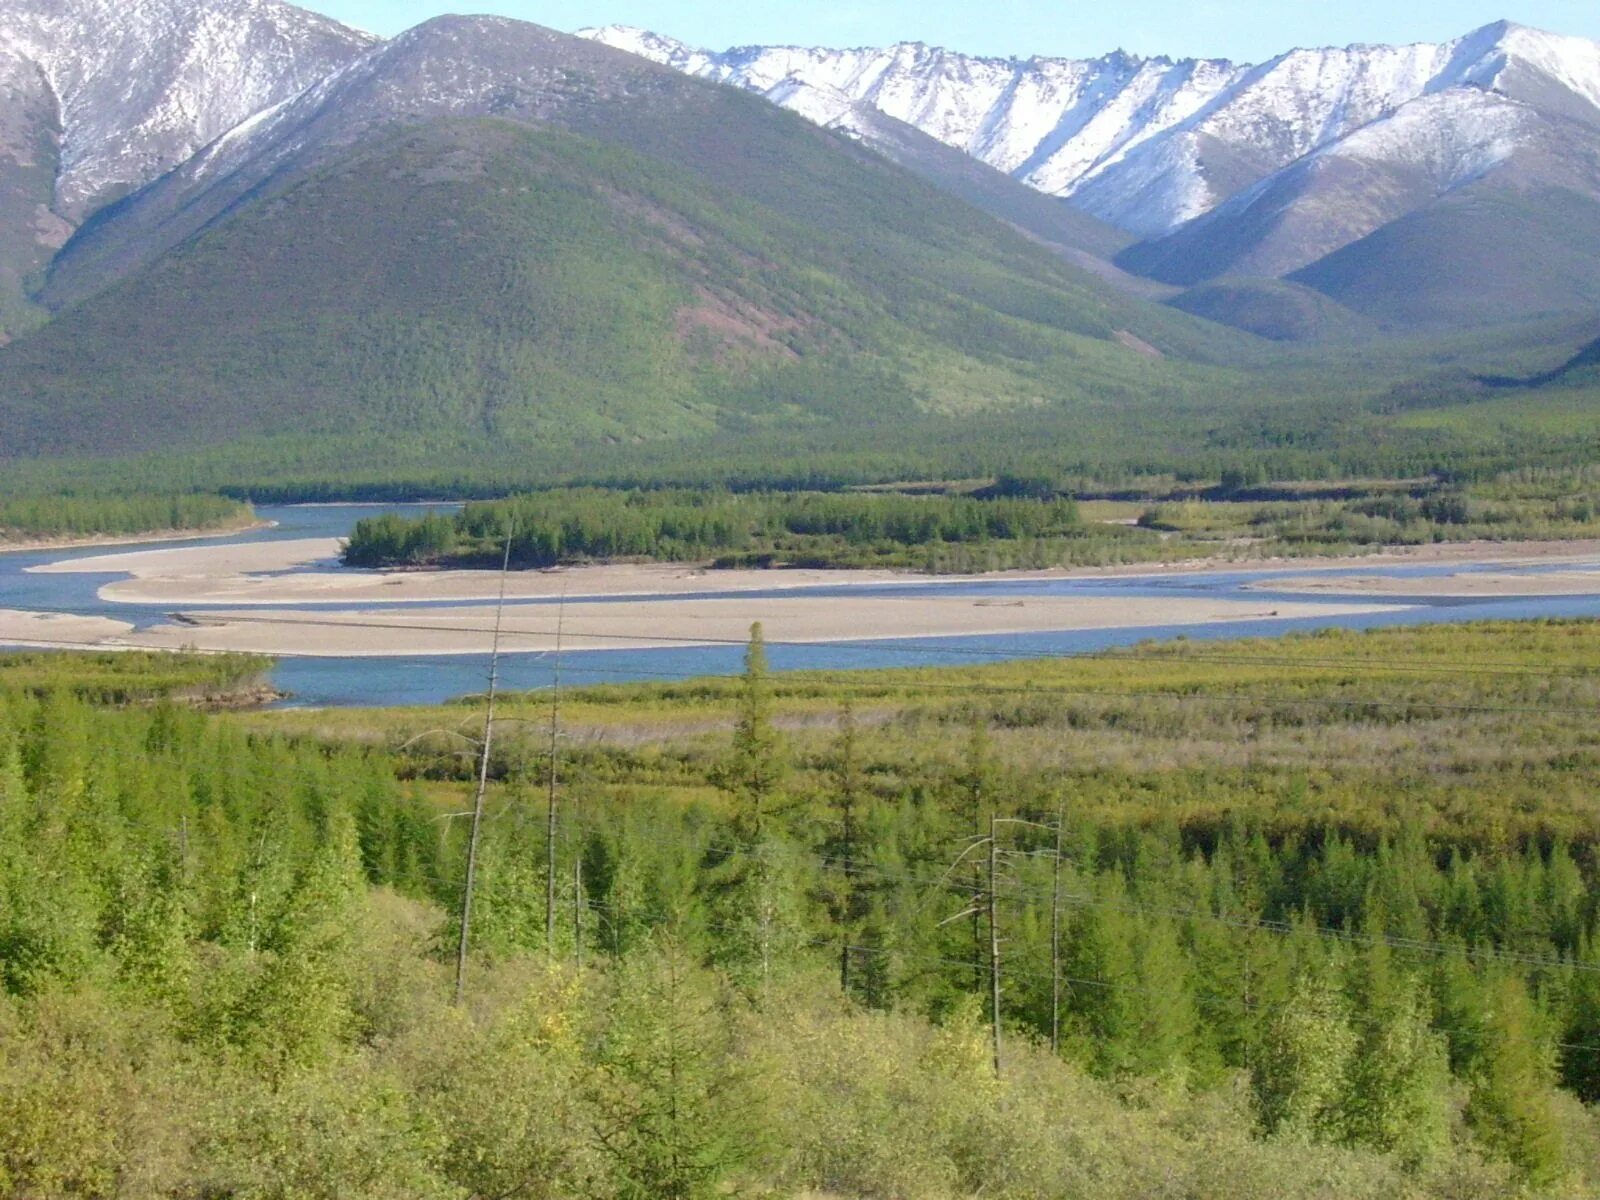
0,19,1238,466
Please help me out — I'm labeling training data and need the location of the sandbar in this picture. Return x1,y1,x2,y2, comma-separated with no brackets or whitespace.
1251,567,1600,599
114,595,1403,657
27,536,342,582
0,609,136,649
34,535,1600,609
0,519,274,556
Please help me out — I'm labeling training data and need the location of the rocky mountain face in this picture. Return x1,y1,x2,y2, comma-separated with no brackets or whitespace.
0,0,372,331
580,22,1600,236
39,15,685,305
583,21,1600,328
1,1,1598,339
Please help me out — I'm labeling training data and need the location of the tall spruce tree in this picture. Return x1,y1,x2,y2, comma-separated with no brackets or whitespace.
588,937,760,1199
1467,974,1565,1186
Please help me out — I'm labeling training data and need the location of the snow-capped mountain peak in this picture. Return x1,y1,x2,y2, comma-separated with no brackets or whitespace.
0,0,375,218
1440,20,1600,110
580,20,1600,237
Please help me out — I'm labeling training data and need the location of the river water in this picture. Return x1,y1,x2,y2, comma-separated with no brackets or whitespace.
4,503,1600,708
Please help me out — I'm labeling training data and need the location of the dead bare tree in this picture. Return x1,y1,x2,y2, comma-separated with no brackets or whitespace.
988,811,1003,1077
545,592,565,958
453,524,514,1006
940,813,1057,1078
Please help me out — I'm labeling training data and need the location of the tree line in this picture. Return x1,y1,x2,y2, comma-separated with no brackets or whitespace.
0,492,251,541
342,488,1094,571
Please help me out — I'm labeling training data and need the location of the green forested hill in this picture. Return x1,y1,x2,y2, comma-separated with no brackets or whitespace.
0,116,1234,468
0,18,1248,479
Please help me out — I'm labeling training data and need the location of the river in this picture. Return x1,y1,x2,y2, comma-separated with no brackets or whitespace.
4,503,1600,708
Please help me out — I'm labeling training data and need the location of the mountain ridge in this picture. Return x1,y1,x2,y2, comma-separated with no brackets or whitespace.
580,19,1600,328
0,0,373,332
580,19,1600,236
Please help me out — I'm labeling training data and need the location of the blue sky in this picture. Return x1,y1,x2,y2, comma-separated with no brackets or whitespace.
314,1,1600,62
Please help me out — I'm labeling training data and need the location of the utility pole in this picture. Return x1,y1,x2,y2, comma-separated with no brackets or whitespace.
1051,804,1064,1056
965,721,990,994
454,525,514,1006
572,851,584,969
837,701,858,995
942,814,1051,1078
545,593,565,958
988,811,1003,1078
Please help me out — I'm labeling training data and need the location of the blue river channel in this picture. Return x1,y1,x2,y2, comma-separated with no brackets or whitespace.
3,503,1600,708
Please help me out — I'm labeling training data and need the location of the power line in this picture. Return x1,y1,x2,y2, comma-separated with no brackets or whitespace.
567,895,1600,1059
532,823,1600,981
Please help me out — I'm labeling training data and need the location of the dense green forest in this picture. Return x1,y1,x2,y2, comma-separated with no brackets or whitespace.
0,307,1595,505
343,488,1105,571
341,471,1600,575
0,493,252,543
6,623,1600,1196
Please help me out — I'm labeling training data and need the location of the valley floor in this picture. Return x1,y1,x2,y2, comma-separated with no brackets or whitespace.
11,535,1600,658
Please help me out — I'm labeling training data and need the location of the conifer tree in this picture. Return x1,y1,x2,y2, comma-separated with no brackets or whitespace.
231,803,367,1070
1127,917,1199,1083
588,936,759,1199
1467,974,1565,1186
1560,936,1600,1102
109,847,196,1012
710,624,803,991
826,702,864,995
1339,946,1450,1164
724,623,784,843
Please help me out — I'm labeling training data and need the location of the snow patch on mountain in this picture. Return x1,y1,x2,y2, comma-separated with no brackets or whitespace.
1327,88,1533,186
580,21,1600,237
0,0,375,218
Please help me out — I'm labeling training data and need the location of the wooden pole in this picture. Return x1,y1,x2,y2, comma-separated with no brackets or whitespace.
838,702,856,996
573,851,584,969
1051,804,1064,1056
545,594,565,958
988,811,1003,1078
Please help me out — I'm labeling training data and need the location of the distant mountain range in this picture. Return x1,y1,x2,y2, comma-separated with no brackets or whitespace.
0,0,1595,484
583,22,1600,332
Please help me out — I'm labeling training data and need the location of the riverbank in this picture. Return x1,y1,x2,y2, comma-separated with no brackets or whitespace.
1248,564,1600,598
77,594,1407,657
0,517,276,556
31,534,1600,608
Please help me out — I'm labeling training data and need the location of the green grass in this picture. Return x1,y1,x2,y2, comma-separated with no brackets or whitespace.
0,650,272,704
